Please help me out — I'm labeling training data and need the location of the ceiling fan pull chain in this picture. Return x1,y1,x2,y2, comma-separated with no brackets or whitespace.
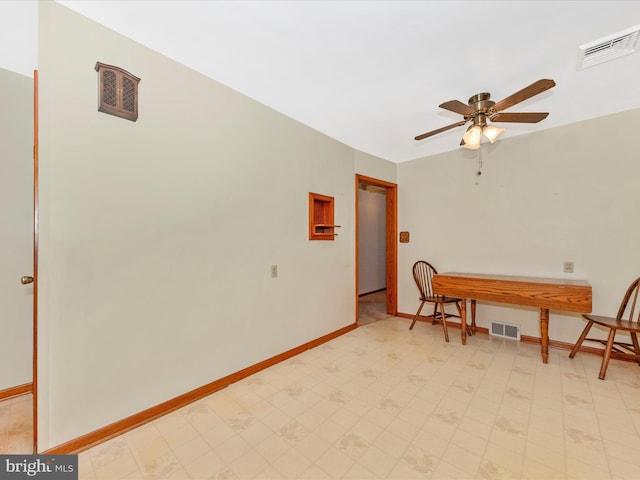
475,146,483,183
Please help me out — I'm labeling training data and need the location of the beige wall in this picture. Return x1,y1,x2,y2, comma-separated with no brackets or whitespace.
0,68,33,391
38,1,356,450
34,0,640,452
398,108,640,344
354,150,396,184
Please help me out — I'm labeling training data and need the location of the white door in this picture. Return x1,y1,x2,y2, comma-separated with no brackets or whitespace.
0,68,34,394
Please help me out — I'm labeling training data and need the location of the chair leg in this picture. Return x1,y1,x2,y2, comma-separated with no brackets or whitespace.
569,321,594,358
431,304,438,325
599,328,617,380
409,301,425,330
631,332,640,366
438,302,450,342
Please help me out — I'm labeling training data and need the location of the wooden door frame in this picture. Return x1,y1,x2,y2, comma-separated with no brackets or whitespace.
32,69,39,453
355,174,397,321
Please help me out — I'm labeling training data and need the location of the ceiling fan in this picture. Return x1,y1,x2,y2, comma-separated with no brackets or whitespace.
414,79,556,149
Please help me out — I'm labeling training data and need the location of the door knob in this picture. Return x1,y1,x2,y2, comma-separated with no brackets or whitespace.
21,276,34,285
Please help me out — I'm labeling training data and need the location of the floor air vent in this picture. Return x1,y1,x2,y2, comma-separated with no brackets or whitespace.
490,321,520,341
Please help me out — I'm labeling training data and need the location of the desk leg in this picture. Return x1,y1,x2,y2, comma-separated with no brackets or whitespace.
471,300,477,335
540,308,549,364
460,298,467,345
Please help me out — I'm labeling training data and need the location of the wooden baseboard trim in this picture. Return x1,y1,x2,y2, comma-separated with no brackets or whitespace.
43,323,357,454
358,288,386,297
398,312,634,361
396,312,490,334
0,383,32,401
520,334,636,361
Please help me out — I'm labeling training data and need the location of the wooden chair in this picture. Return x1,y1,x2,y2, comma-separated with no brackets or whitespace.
569,276,640,379
409,260,472,342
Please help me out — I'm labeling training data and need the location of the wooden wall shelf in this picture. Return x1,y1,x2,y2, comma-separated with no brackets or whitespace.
309,193,340,240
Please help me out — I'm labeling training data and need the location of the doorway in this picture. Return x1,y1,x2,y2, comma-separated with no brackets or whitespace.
0,67,36,453
355,174,397,325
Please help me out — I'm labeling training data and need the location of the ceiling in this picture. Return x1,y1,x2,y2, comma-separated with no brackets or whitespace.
5,1,640,163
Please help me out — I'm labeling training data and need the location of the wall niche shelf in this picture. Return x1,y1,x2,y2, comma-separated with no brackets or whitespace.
309,192,340,240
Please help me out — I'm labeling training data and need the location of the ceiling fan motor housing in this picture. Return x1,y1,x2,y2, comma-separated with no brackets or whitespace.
468,92,495,113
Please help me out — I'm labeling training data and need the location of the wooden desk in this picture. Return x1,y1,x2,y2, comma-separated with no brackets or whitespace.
432,272,592,363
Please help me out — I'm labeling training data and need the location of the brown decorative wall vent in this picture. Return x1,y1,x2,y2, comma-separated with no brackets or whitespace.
95,62,140,121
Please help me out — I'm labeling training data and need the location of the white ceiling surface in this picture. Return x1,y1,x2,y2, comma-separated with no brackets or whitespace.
6,1,640,163
0,1,37,77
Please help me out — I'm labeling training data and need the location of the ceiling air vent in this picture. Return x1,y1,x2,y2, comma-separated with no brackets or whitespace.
577,25,640,70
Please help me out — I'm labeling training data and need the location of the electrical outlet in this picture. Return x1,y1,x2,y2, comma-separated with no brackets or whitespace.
271,265,278,278
563,261,574,273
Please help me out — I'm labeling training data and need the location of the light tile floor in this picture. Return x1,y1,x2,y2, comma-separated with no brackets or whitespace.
75,316,640,479
0,392,32,454
358,290,392,326
0,291,388,456
4,312,640,479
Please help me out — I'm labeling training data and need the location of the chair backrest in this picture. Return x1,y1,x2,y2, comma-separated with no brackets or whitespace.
412,260,438,299
616,276,640,323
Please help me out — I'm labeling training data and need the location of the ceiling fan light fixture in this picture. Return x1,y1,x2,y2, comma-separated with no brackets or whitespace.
414,79,555,150
483,125,505,143
462,124,482,149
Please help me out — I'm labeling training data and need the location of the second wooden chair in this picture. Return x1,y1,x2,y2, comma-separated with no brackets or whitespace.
569,276,640,379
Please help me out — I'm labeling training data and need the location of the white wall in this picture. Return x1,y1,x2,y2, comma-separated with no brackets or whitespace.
398,108,640,345
0,68,33,391
358,186,386,294
38,1,355,450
